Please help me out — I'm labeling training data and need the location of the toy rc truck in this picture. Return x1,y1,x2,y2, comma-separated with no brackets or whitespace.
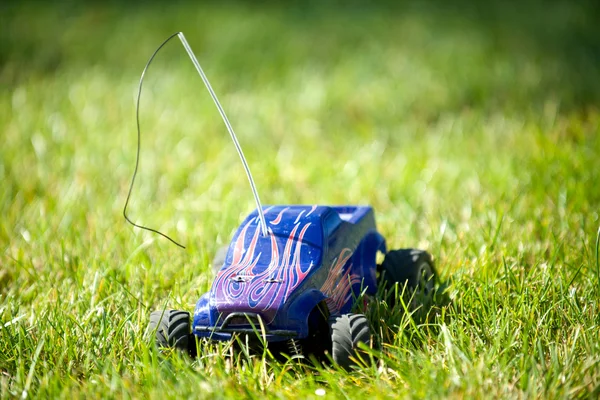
126,33,437,369
149,205,436,368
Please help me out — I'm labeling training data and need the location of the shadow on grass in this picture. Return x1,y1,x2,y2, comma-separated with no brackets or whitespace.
366,276,453,351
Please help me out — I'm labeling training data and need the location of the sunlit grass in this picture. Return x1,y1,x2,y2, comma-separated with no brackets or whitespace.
1,0,599,398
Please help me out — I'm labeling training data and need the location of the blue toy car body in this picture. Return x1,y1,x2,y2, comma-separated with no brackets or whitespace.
193,205,386,342
147,204,436,367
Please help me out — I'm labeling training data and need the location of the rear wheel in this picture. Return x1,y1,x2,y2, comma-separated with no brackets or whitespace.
148,309,196,357
379,249,436,310
329,313,370,369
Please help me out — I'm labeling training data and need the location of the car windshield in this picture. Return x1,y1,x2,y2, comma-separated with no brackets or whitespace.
224,206,325,271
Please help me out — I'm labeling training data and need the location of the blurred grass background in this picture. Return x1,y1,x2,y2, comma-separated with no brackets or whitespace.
1,0,600,398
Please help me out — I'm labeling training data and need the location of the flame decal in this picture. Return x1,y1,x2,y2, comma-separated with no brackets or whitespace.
270,207,289,226
320,248,361,313
306,205,318,217
294,210,306,224
213,208,317,324
212,205,360,325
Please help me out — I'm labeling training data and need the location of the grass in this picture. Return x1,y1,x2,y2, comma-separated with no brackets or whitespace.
1,0,600,398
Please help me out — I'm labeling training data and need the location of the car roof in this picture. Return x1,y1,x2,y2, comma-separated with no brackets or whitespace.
224,206,329,272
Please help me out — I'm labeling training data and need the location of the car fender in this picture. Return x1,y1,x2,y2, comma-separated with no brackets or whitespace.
286,289,327,338
193,292,211,328
354,230,386,295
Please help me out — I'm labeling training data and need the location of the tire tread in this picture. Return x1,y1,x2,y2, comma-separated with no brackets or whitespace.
148,309,193,354
330,313,370,369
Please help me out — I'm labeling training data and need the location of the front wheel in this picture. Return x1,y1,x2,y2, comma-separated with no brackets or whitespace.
329,313,370,369
148,309,196,357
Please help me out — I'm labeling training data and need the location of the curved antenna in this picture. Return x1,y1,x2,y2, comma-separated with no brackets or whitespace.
123,32,186,249
177,32,268,236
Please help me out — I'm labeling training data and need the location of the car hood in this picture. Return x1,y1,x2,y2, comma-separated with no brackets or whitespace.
210,206,324,325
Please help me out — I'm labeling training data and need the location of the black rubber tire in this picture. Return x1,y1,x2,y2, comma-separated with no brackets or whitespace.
148,309,195,356
379,249,436,309
329,313,370,369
